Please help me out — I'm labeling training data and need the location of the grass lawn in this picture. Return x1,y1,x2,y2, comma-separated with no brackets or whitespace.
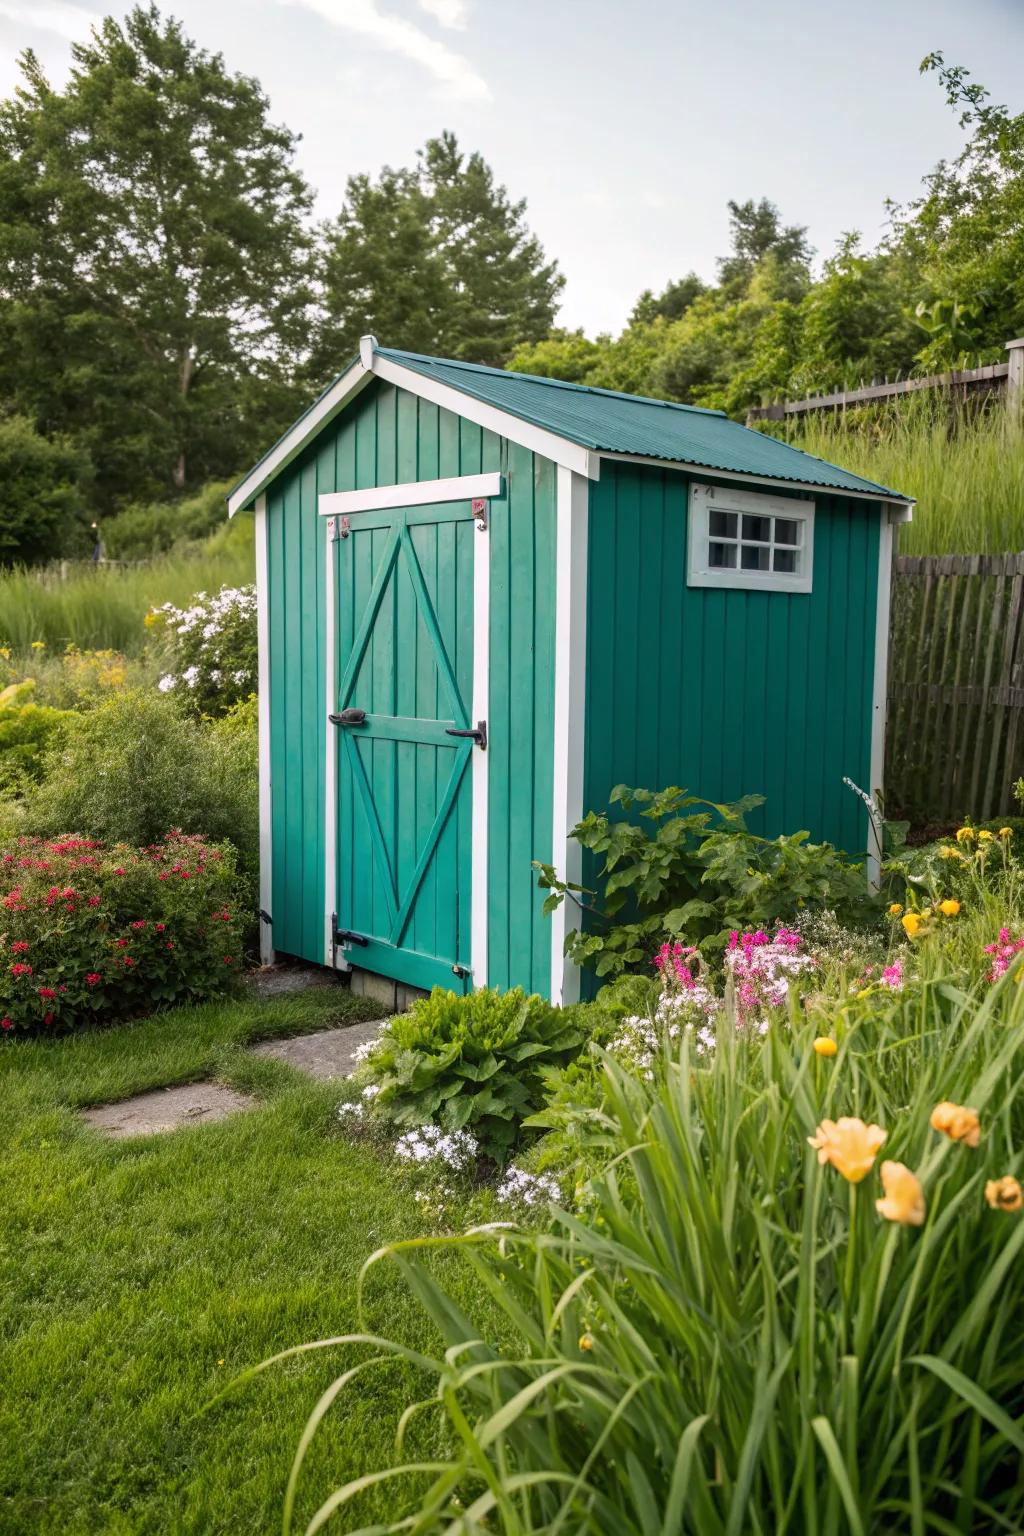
0,987,472,1535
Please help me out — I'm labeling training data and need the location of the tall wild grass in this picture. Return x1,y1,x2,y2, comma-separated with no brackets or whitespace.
785,396,1024,556
0,513,253,656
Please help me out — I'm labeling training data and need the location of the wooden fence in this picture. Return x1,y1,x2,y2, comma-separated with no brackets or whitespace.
747,337,1024,424
886,553,1024,823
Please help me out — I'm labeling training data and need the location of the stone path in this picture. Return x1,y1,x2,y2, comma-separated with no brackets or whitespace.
81,1082,257,1139
251,1017,383,1080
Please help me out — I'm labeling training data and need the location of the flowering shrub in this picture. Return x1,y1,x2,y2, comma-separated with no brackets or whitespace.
149,585,256,714
0,833,243,1033
355,986,590,1162
725,926,817,1029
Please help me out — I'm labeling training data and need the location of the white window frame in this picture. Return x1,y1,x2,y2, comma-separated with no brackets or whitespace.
687,482,815,594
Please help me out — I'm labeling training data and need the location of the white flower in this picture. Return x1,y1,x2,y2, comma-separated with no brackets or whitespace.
495,1165,561,1208
232,670,249,686
157,674,176,693
394,1125,477,1172
182,665,200,688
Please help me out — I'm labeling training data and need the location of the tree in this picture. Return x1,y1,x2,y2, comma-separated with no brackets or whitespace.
629,272,707,327
315,131,563,372
0,415,91,566
0,5,315,507
717,198,812,299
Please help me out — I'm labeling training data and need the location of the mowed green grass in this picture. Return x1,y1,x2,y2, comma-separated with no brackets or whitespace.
0,989,470,1535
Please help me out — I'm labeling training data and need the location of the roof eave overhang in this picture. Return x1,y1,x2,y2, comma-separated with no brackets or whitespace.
594,450,915,516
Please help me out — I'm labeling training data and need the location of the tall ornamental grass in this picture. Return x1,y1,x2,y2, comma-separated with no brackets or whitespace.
785,397,1024,557
283,935,1024,1532
0,515,253,656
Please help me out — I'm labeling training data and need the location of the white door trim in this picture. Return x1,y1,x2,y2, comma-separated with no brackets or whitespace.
320,493,489,986
319,473,503,517
550,467,589,1005
868,507,895,888
254,493,275,966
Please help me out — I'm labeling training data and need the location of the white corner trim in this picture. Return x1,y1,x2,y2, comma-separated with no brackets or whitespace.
359,333,378,369
323,516,348,970
254,495,275,966
319,473,504,518
596,450,914,510
227,361,371,516
471,514,490,990
371,353,599,481
868,508,895,889
550,467,589,1006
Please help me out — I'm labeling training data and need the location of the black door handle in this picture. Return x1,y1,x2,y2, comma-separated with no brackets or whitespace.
330,707,366,726
445,721,487,750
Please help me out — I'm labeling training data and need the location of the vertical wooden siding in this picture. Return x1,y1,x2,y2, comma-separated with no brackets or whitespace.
265,379,554,994
584,463,880,855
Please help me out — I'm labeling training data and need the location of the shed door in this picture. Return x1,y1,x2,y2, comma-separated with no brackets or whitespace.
330,501,482,993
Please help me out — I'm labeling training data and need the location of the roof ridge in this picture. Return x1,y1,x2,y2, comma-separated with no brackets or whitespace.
377,346,727,419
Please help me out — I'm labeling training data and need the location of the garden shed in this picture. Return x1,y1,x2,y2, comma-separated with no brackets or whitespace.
228,337,913,1004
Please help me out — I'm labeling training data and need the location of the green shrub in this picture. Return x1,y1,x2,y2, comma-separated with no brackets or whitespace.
24,689,258,880
0,833,243,1033
100,478,234,560
148,584,256,714
0,415,92,567
0,681,74,790
299,965,1024,1534
357,987,590,1162
536,784,875,978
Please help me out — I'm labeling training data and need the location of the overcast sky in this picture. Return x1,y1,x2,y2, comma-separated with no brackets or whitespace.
0,0,1020,335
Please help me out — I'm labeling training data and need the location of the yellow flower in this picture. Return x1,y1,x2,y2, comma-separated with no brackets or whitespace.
144,610,158,628
578,1333,594,1351
929,1101,981,1148
0,646,9,660
902,911,926,939
937,899,961,917
807,1117,886,1183
956,826,977,844
875,1161,926,1226
999,827,1014,840
985,1176,1022,1213
939,846,964,861
813,1037,838,1057
30,639,46,650
888,903,903,916
978,829,995,843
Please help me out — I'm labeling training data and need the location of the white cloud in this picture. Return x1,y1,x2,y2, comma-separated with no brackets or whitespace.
417,0,468,29
0,0,98,43
281,0,487,101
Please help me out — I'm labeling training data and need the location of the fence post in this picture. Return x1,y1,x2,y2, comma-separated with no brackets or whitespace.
1007,338,1024,422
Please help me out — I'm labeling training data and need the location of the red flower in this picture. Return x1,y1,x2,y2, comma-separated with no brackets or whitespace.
131,920,146,930
38,987,57,999
223,956,233,965
122,956,135,968
85,973,102,986
179,871,191,880
10,941,29,953
158,873,168,882
10,962,31,977
1,1017,11,1031
87,896,101,907
112,867,125,876
165,941,175,950
114,938,128,949
154,923,165,932
43,1011,54,1025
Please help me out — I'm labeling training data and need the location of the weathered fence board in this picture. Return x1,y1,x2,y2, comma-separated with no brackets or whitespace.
886,552,1024,822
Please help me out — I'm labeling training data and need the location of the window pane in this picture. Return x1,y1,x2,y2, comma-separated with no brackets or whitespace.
774,518,800,545
709,510,738,538
773,547,797,574
740,544,770,571
742,514,771,543
708,542,737,568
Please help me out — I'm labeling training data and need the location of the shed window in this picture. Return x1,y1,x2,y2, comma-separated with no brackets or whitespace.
688,483,815,593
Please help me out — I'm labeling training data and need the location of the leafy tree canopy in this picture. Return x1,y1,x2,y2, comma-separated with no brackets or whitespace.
0,415,92,566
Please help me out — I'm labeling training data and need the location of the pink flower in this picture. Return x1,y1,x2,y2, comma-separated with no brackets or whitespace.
114,938,128,949
131,920,146,930
10,962,32,977
880,959,903,991
112,867,125,876
984,927,1024,982
38,987,56,999
43,1011,54,1025
85,973,102,986
10,941,29,954
0,1017,11,1031
154,923,165,933
122,956,135,968
88,896,101,907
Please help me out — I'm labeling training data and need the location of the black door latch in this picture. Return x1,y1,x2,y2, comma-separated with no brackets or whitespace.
444,720,487,750
333,926,369,947
329,707,367,726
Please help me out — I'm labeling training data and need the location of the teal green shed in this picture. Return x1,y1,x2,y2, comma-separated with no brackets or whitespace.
228,338,913,1004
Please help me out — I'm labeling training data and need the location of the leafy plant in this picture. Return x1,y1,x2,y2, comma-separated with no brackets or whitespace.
0,681,74,791
536,785,874,979
356,987,589,1162
0,832,243,1033
148,584,256,714
288,965,1024,1534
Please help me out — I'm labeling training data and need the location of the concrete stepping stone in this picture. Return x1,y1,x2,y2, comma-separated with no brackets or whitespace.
82,1082,257,1138
252,1018,384,1081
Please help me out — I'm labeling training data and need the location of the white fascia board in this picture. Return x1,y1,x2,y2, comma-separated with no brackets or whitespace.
226,361,371,516
372,354,599,480
595,450,915,510
254,494,274,965
320,473,504,517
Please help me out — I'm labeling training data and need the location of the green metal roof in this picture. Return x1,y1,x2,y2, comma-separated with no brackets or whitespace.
379,347,911,502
